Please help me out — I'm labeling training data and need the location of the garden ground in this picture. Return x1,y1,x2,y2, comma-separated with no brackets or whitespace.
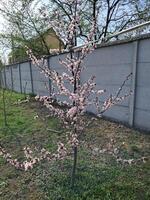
0,89,150,200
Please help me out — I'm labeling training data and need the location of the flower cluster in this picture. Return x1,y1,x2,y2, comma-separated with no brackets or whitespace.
0,142,68,171
90,139,149,165
68,133,79,147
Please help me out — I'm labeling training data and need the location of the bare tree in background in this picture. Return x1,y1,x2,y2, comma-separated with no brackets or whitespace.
0,0,149,61
45,0,150,44
0,0,54,62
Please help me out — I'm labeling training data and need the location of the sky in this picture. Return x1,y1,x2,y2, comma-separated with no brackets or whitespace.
0,0,10,31
0,15,5,31
0,0,10,62
0,14,9,62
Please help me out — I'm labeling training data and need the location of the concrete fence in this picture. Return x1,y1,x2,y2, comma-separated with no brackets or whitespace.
0,34,150,132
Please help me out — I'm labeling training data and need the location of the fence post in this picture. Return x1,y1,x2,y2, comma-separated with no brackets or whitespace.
18,63,22,93
47,56,51,95
10,65,13,91
29,61,34,94
129,41,139,127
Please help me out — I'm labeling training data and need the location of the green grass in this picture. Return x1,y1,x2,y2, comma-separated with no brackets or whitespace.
0,89,150,200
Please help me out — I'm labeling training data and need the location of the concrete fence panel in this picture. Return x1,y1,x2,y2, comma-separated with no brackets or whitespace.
20,62,32,94
1,34,150,131
4,67,12,90
12,64,20,92
133,39,150,130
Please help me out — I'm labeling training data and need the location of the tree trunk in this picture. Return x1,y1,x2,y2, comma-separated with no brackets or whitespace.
2,88,7,126
71,146,77,188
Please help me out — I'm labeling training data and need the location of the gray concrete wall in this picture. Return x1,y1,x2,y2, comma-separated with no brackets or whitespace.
0,35,150,131
82,42,133,124
134,39,150,130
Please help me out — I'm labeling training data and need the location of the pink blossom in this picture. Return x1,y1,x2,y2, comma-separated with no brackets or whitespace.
67,106,77,118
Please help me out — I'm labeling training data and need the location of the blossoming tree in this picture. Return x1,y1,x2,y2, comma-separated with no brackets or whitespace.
0,0,131,187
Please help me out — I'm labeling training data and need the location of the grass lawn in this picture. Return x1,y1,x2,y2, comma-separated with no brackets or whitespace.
0,89,150,200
